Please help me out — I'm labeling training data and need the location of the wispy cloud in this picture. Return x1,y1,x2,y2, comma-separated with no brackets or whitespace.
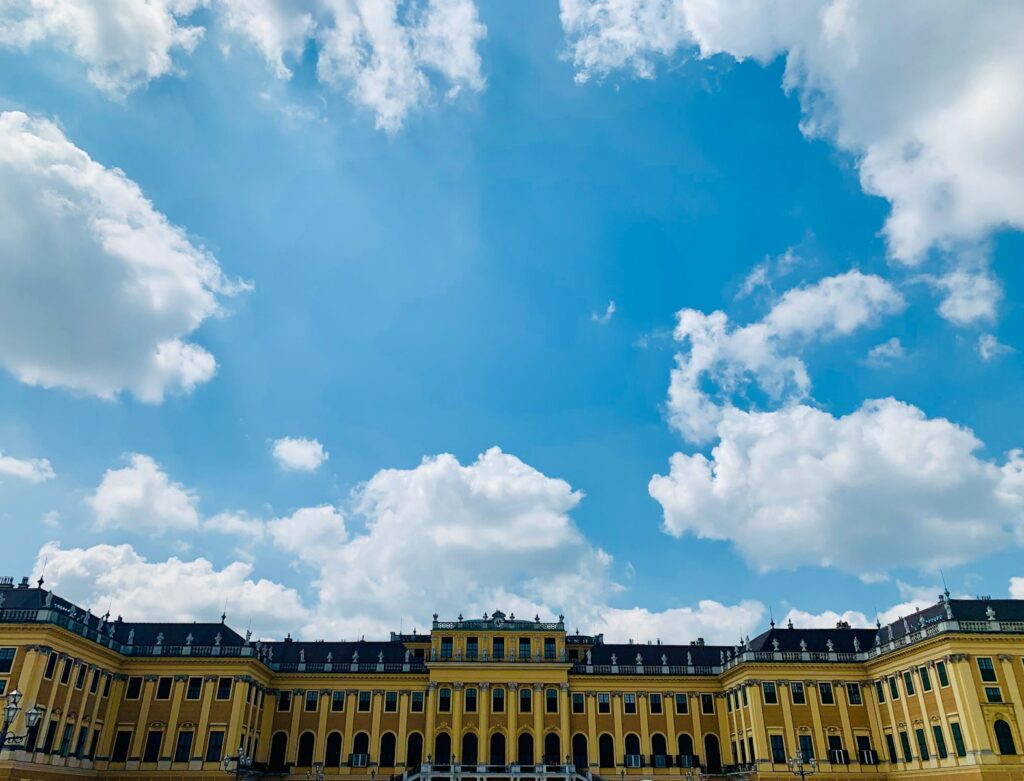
591,300,616,325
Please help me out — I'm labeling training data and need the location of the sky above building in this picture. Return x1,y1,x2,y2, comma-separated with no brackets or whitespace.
1,0,1023,643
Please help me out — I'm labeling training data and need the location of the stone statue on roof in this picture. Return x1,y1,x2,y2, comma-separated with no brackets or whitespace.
214,632,222,647
826,639,834,652
636,653,642,665
156,632,164,646
853,637,861,652
185,633,193,646
378,652,384,663
772,638,780,652
299,649,305,663
127,629,135,645
799,639,807,652
686,651,692,666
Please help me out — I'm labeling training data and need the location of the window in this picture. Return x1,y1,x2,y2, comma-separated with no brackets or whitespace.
466,637,478,659
919,666,932,692
411,691,424,713
491,688,504,713
206,731,225,762
847,683,862,705
186,677,202,700
649,693,662,714
305,690,319,712
915,728,929,761
544,637,556,660
492,637,505,660
111,730,132,763
44,651,58,679
762,682,778,704
819,682,834,705
278,691,292,711
903,671,915,696
899,731,913,762
572,693,585,714
985,687,1003,703
60,659,73,685
126,676,143,699
144,730,163,762
674,693,688,714
770,734,786,764
885,733,898,764
623,693,637,714
978,657,997,682
741,686,748,706
156,676,173,700
546,688,558,713
875,680,885,703
950,722,967,757
598,693,610,714
700,693,715,715
0,647,17,674
798,735,814,762
440,687,453,713
385,690,398,712
331,691,345,712
90,669,100,694
359,691,372,712
440,636,453,659
519,638,531,659
74,727,88,757
216,677,232,700
888,677,900,700
936,661,950,687
174,731,194,763
994,719,1017,756
102,674,111,698
74,664,87,689
932,726,948,759
519,687,532,713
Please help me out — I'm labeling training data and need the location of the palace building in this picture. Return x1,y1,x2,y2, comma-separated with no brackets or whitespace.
0,577,1022,780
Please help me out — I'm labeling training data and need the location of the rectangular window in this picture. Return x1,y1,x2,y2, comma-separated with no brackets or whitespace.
73,727,88,757
126,676,143,699
440,687,452,713
385,691,399,713
885,733,898,764
762,682,778,704
985,687,1002,703
791,681,806,704
649,693,662,714
546,688,558,713
44,651,58,679
847,683,862,705
58,724,73,757
903,671,915,696
623,693,637,714
88,730,99,759
358,691,372,712
103,674,111,698
216,677,232,700
90,669,100,694
42,720,58,754
332,691,345,712
544,637,556,659
156,676,173,700
186,677,202,700
978,657,997,682
519,638,532,659
206,730,225,762
888,677,900,700
466,637,478,660
492,637,504,660
932,726,947,759
875,680,885,703
770,734,786,764
936,661,950,687
519,687,532,713
572,693,585,714
60,659,73,685
675,693,688,714
798,735,814,762
143,730,163,762
74,664,87,689
111,730,132,763
598,693,610,714
174,731,193,763
700,693,715,715
278,691,292,711
741,686,748,706
919,666,932,692
411,691,424,713
915,728,929,761
305,690,319,712
440,636,453,659
899,731,913,762
819,682,834,705
491,688,504,713
950,723,967,757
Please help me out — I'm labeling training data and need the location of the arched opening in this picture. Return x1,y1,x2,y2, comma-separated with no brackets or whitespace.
297,732,315,767
435,733,452,765
572,734,588,768
489,732,506,766
544,733,561,765
269,732,288,771
678,734,695,767
704,734,721,774
518,732,534,766
462,732,479,766
598,734,615,768
380,733,397,767
995,720,1017,755
625,733,641,765
353,731,370,764
651,734,668,766
325,733,343,767
406,733,424,768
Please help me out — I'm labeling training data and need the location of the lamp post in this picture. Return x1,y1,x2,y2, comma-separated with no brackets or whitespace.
221,745,254,780
0,690,43,749
787,753,817,780
683,767,704,781
306,762,324,781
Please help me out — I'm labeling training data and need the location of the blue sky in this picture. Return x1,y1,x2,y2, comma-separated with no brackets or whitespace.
1,1,1022,641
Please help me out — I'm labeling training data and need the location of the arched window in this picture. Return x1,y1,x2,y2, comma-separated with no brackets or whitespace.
544,733,561,765
489,732,506,766
380,733,397,767
434,733,452,765
704,734,722,774
269,732,288,770
353,732,370,756
625,734,641,757
518,733,534,766
572,734,588,768
652,734,668,757
462,732,478,765
297,732,315,767
994,720,1017,755
598,734,615,767
325,733,343,767
406,733,424,768
678,734,694,757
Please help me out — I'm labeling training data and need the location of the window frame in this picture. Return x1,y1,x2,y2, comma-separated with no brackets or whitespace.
623,693,637,714
762,681,778,704
846,682,862,705
818,682,835,705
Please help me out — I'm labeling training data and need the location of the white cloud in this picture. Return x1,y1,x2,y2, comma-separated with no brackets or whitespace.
560,1,1024,268
0,0,205,97
0,447,55,483
933,269,1002,325
41,510,61,528
650,398,1024,578
865,337,904,367
34,541,308,637
591,300,616,324
736,246,801,300
669,270,904,442
978,334,1013,362
596,600,764,643
267,504,347,563
87,453,200,533
204,511,266,541
786,581,967,629
781,608,871,629
1011,578,1024,599
271,436,329,471
0,111,248,402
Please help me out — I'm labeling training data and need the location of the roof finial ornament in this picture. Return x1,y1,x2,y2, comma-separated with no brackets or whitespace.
214,631,222,647
799,639,807,652
458,613,463,621
686,651,692,666
771,638,779,652
127,628,135,645
534,614,540,623
826,638,834,652
853,637,861,653
787,618,794,630
299,649,305,663
185,632,193,646
986,604,997,621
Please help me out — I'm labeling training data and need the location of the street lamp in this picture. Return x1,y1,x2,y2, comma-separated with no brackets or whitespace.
683,767,704,781
306,762,324,781
221,745,254,780
787,754,817,779
0,690,43,749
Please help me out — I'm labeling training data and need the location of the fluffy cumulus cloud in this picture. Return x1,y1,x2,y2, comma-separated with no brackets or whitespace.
34,541,308,636
0,447,55,483
650,398,1024,579
865,337,904,367
271,436,329,471
1011,578,1024,599
978,334,1013,362
669,270,904,442
86,453,200,533
0,111,247,402
785,581,969,629
560,0,1024,270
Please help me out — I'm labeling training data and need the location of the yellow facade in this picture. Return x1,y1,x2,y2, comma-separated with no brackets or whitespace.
0,587,1022,781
